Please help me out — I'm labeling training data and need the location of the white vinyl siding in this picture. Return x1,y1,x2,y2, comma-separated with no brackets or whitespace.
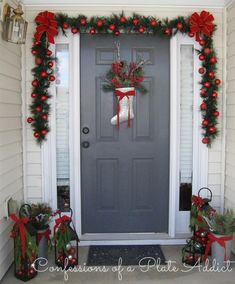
225,2,235,211
0,30,24,280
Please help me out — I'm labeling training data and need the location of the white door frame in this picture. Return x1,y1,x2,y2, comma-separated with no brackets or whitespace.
41,32,208,245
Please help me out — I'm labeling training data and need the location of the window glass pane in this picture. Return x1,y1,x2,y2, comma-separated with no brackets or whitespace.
179,45,194,211
55,44,70,211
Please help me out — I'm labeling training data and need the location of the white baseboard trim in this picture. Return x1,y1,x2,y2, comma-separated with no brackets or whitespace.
79,239,187,246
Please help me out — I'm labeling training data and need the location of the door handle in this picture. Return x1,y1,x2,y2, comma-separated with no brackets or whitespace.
82,141,90,149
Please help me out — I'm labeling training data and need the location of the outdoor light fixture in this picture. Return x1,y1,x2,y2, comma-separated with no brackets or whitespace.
1,2,28,44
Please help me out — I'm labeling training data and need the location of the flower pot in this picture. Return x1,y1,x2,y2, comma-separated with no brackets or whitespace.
211,233,233,268
36,226,50,259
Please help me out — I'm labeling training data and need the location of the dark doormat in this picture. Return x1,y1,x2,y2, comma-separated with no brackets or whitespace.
86,245,166,266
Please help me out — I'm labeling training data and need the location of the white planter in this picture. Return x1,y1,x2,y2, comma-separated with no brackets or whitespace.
211,233,233,268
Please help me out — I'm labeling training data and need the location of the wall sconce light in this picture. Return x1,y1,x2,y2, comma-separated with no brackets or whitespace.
2,2,28,44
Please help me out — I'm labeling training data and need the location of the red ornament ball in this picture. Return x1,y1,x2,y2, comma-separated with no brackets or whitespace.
114,30,120,36
200,102,207,110
48,61,54,68
164,27,171,36
71,27,78,34
109,24,116,31
89,28,96,35
46,49,52,56
120,16,127,24
215,78,221,85
199,54,205,61
49,75,56,82
176,22,183,30
209,126,216,133
204,81,211,88
35,106,42,112
208,71,215,78
202,119,209,127
34,132,39,138
33,40,40,46
199,40,205,46
96,19,103,27
188,32,194,37
213,111,220,117
198,67,205,74
200,89,207,97
203,48,211,55
31,93,37,98
27,117,33,124
31,50,37,56
35,57,42,65
150,19,158,27
41,129,47,136
211,91,218,99
29,269,35,275
40,95,48,101
132,18,139,26
209,57,217,64
62,22,69,29
71,258,77,264
80,18,87,26
40,71,47,78
202,137,209,144
42,114,48,120
32,80,39,87
138,26,145,33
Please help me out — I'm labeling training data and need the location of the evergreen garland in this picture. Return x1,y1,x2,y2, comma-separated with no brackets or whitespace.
28,11,220,146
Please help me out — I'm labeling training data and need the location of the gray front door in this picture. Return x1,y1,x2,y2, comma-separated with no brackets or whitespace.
81,34,170,234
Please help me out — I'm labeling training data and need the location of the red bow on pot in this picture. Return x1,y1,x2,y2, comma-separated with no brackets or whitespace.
10,214,29,258
35,11,58,44
189,10,215,42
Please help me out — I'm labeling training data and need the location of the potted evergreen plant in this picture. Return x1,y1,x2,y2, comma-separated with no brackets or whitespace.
31,203,52,259
203,209,235,267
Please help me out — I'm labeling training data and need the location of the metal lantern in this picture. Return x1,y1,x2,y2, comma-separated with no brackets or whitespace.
2,3,28,44
11,204,38,282
54,209,79,269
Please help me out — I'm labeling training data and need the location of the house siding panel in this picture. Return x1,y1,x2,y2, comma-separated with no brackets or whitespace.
0,26,24,281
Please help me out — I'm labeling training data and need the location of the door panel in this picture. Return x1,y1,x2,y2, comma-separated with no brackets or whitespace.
80,34,170,234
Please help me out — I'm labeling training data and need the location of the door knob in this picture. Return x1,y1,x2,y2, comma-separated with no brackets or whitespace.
82,127,90,134
82,141,90,148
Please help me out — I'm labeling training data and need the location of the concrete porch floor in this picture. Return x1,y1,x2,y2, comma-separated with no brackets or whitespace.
1,245,235,284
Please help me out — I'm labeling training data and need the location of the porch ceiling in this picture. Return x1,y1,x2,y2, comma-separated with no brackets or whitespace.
21,0,232,8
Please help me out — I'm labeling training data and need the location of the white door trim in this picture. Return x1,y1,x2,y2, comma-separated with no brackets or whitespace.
41,32,208,243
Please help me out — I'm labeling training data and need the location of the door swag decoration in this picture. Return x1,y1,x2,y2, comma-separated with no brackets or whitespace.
28,10,220,146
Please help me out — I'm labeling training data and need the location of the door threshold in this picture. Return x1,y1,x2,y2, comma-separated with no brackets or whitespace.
79,233,190,246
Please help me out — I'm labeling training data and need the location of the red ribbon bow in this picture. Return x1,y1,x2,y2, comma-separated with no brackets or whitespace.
114,89,135,128
203,233,233,262
35,11,58,44
10,214,29,258
189,10,215,42
54,215,71,233
36,228,51,244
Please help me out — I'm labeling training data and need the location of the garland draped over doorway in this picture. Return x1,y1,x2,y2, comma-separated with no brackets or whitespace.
28,10,220,146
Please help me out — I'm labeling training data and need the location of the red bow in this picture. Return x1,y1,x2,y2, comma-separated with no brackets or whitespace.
10,214,29,258
35,11,58,44
189,10,215,42
203,233,233,262
54,215,71,233
36,228,51,244
114,89,135,128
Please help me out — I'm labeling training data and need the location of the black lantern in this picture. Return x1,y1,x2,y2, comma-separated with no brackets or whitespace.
198,187,213,212
54,208,79,269
11,204,38,282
